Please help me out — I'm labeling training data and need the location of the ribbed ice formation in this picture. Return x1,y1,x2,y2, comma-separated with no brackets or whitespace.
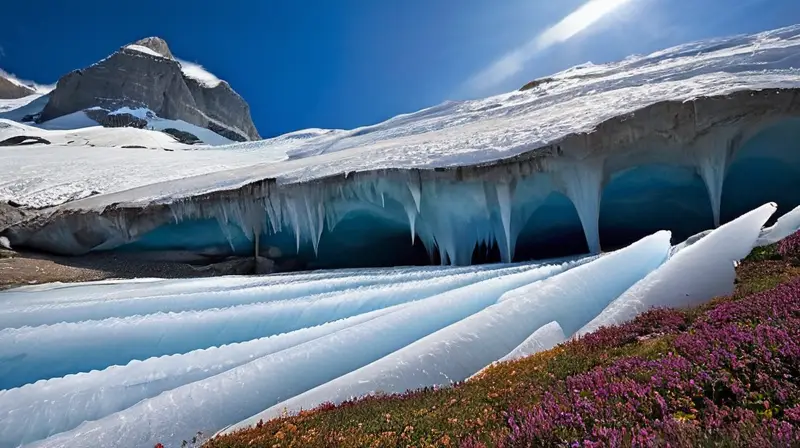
0,204,788,448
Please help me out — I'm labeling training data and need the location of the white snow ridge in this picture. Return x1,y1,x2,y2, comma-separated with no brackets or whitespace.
1,24,800,448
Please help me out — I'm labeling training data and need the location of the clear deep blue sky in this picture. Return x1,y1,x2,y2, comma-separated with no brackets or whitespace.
1,0,798,138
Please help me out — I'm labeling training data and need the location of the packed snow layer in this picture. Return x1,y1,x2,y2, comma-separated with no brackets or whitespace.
576,202,777,337
2,204,791,448
0,138,283,208
227,232,671,430
2,25,799,210
499,321,566,362
756,204,800,246
19,259,575,448
0,264,540,389
0,308,396,447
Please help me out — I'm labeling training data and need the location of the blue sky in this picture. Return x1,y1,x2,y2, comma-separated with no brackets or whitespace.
1,0,798,138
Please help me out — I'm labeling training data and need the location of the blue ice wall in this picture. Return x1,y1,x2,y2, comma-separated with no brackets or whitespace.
114,119,800,269
514,192,587,260
122,219,254,255
722,119,800,224
600,164,714,248
313,209,430,269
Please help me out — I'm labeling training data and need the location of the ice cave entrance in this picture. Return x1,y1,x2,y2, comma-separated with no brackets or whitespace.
599,164,715,250
721,118,800,224
118,118,800,270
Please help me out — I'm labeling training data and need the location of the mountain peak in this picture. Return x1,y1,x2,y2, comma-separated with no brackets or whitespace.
128,37,174,60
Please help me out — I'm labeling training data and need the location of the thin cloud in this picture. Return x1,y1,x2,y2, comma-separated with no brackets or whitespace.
465,0,636,94
176,58,222,88
0,45,5,58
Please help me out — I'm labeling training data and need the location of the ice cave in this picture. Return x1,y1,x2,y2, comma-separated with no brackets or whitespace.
102,114,800,272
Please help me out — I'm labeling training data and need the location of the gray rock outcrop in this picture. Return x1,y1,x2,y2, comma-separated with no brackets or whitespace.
0,75,35,99
85,109,148,129
39,37,260,141
162,128,202,145
0,202,32,234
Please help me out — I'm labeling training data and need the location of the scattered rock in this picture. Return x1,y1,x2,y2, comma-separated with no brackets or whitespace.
519,77,555,91
162,128,202,145
255,256,276,275
192,256,275,276
0,135,51,146
21,113,41,123
85,109,148,129
121,145,147,149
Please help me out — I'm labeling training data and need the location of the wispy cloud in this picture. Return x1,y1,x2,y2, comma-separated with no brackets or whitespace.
176,59,222,88
0,45,5,59
464,0,636,94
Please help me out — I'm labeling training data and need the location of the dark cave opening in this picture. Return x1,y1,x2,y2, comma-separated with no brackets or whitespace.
721,119,800,225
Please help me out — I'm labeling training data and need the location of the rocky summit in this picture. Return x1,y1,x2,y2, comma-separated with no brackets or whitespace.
39,37,260,142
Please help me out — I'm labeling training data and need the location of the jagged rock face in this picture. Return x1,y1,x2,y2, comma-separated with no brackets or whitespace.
184,77,259,142
0,76,35,99
39,37,260,141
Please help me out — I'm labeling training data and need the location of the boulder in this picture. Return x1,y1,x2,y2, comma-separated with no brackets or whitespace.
39,37,260,141
192,256,275,276
85,109,148,129
0,135,51,146
162,128,202,145
0,75,35,99
0,202,31,234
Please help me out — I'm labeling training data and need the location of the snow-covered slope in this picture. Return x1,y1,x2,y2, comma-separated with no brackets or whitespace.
2,25,799,211
0,203,783,448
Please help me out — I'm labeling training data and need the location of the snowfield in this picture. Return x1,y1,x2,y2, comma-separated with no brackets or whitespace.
0,203,790,448
1,25,799,209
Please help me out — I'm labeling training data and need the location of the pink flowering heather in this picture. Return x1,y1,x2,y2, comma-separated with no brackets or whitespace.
778,230,800,262
487,278,800,447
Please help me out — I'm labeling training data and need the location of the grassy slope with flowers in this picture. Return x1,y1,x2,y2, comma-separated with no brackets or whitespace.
204,232,800,448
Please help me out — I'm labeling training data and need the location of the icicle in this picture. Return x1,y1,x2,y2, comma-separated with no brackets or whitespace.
495,183,513,262
556,158,604,254
407,179,421,213
694,136,736,227
407,210,417,244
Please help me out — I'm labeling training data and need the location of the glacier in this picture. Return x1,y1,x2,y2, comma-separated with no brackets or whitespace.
2,24,800,448
0,263,542,389
498,321,566,362
20,259,576,448
225,231,671,432
576,202,777,337
2,25,800,268
0,203,792,448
